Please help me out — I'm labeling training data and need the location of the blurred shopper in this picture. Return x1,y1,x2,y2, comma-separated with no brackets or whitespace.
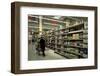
35,38,41,55
39,37,46,56
32,35,35,45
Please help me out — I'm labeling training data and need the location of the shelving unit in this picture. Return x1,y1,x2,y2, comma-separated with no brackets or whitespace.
46,22,88,59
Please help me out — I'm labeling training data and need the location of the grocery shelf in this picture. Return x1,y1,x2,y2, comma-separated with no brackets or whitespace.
67,30,83,34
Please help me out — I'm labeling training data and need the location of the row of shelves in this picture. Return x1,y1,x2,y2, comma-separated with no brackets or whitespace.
45,22,88,59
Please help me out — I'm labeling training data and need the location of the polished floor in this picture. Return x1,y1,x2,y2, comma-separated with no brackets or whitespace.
28,42,65,61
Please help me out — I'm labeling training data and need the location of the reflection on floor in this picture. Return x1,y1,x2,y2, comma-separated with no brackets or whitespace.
28,43,66,61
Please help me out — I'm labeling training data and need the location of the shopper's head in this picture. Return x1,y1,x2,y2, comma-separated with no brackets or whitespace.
41,36,43,39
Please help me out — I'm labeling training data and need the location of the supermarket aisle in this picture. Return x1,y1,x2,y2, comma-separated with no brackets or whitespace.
28,43,65,60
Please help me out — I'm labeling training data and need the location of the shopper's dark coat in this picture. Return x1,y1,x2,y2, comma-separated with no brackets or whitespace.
40,38,45,50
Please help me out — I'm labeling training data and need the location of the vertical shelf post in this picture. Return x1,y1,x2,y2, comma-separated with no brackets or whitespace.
39,16,42,36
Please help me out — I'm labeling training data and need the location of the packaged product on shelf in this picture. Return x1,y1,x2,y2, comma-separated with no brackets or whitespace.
83,30,88,34
72,34,79,39
83,40,88,43
83,44,88,48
